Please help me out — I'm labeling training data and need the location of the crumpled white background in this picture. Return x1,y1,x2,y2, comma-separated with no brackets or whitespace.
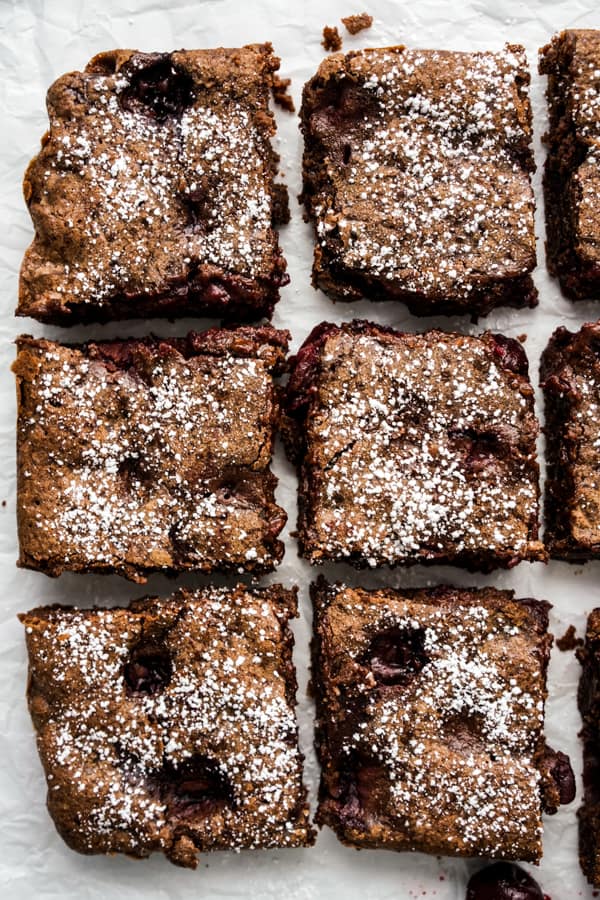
1,0,600,896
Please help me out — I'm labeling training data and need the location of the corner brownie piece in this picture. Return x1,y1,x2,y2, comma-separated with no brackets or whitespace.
18,45,289,324
541,322,600,560
578,609,600,885
19,585,314,867
540,31,600,300
312,579,575,860
285,321,545,571
300,45,537,316
14,327,288,581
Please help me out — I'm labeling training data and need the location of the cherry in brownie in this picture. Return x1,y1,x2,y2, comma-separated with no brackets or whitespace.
540,30,600,300
300,45,537,316
284,321,545,571
18,46,289,324
312,579,575,860
578,608,600,886
14,327,288,582
541,322,600,560
19,585,314,867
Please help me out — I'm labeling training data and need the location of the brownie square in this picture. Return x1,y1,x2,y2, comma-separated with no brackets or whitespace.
578,609,600,885
312,578,575,860
540,30,600,300
19,585,314,867
300,45,537,317
284,321,545,571
14,327,288,581
18,46,289,325
541,322,600,560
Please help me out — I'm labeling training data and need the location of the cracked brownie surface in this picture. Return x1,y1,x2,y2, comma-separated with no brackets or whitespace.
14,327,288,582
540,30,600,300
541,321,600,560
19,585,314,868
284,321,544,571
300,44,537,316
18,46,289,324
312,579,574,860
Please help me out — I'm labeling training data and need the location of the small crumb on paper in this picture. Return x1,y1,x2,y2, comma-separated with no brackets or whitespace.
556,625,583,652
341,13,373,35
322,26,342,52
272,74,295,112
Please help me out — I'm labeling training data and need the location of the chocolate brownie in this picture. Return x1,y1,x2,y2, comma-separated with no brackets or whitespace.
300,45,537,316
541,322,600,560
578,608,600,886
312,579,575,860
14,327,288,582
285,321,545,571
19,585,314,867
540,30,600,300
18,46,289,324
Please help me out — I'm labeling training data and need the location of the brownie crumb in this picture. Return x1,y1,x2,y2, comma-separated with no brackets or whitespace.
272,74,295,112
322,26,342,52
341,13,373,34
556,624,583,651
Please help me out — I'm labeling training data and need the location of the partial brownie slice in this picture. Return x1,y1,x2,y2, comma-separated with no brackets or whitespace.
18,46,289,324
578,609,600,886
541,322,600,560
300,45,537,316
19,585,314,867
284,321,545,571
540,30,600,300
312,579,575,860
14,327,288,582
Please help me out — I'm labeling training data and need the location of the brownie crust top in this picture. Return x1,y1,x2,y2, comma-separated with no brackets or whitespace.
312,581,554,861
14,328,289,581
286,322,544,569
18,46,288,324
301,44,536,313
20,586,314,867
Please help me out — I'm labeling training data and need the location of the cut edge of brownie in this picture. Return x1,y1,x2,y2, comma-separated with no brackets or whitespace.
300,46,538,318
18,45,290,326
19,584,316,867
578,608,600,886
14,327,290,582
311,577,575,859
283,320,546,572
540,321,600,560
540,30,600,300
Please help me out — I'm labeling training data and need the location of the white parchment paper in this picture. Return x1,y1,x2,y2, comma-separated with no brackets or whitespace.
2,0,600,896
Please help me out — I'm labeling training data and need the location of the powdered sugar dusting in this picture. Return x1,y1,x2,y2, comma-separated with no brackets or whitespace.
17,337,284,578
320,585,546,858
310,45,535,299
303,328,542,565
22,587,311,859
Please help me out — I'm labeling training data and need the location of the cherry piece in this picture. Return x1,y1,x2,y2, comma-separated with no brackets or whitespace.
366,626,428,686
466,863,544,900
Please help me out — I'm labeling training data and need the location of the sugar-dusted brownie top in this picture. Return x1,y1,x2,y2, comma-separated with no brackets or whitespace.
577,608,600,886
14,327,289,581
540,30,600,299
285,321,545,571
312,579,575,860
300,45,537,316
18,46,289,324
19,585,314,867
541,322,600,560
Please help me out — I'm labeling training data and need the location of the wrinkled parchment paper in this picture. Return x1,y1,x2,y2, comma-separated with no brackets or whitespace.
2,0,600,896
